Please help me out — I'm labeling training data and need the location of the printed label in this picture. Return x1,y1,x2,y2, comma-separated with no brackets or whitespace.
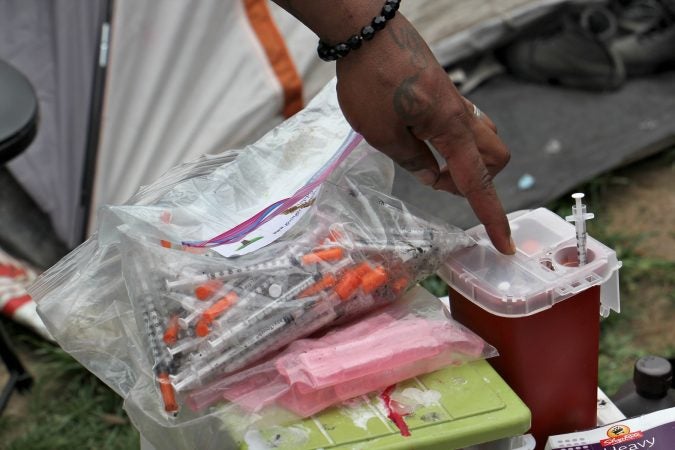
551,420,674,450
211,188,319,258
601,424,644,447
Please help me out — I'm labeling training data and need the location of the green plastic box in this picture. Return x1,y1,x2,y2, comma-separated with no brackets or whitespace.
239,359,531,449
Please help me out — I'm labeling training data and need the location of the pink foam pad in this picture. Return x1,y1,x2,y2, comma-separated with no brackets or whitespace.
186,313,486,416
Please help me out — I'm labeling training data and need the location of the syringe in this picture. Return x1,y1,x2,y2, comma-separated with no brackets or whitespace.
164,243,310,291
171,293,347,391
565,193,594,266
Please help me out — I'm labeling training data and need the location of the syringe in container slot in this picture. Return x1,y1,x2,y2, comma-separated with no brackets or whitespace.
566,193,594,266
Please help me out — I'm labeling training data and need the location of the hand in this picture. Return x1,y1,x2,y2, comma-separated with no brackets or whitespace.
335,14,515,254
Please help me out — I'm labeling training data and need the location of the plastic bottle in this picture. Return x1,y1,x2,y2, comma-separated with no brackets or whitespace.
613,355,675,417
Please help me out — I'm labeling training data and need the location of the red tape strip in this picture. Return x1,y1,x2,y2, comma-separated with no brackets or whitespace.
1,294,32,316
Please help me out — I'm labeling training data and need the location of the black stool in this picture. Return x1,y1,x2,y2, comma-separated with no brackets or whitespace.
0,59,69,270
0,60,38,164
0,322,32,415
0,59,37,415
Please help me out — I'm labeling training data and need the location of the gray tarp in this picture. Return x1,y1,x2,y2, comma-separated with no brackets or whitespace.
394,71,675,228
0,0,105,246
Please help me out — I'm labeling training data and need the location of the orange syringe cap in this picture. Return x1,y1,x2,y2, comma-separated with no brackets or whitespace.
301,247,345,265
194,280,224,301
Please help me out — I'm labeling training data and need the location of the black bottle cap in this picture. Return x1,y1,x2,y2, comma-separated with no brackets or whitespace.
634,355,673,399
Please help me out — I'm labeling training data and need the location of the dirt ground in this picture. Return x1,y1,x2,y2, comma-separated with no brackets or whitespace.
599,154,675,355
603,156,675,262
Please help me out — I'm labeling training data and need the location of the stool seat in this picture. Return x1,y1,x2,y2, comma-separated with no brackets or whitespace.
0,59,38,165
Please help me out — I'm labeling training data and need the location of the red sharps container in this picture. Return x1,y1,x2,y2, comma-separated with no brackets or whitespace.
438,205,621,450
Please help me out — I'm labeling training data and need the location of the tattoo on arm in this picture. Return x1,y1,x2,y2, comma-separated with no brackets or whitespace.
393,74,428,122
387,22,428,69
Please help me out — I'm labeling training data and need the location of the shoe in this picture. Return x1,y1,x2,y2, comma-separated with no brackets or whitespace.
611,0,675,75
448,53,505,95
501,6,626,90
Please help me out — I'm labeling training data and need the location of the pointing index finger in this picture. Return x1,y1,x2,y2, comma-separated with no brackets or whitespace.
429,133,515,255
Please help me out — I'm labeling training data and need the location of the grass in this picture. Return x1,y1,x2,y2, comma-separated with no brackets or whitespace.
0,324,139,450
549,151,675,394
581,223,675,394
1,151,673,449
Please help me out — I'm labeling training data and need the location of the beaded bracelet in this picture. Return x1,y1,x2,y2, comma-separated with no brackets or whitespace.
317,0,401,62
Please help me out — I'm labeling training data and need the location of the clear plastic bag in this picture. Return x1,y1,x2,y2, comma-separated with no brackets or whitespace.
29,79,377,398
185,286,497,417
29,79,483,449
119,179,473,414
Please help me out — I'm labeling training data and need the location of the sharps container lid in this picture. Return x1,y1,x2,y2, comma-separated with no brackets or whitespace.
438,208,622,317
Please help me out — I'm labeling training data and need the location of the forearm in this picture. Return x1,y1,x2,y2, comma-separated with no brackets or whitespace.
272,0,385,43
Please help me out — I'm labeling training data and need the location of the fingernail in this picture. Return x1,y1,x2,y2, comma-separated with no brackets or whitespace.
508,237,517,255
413,169,438,186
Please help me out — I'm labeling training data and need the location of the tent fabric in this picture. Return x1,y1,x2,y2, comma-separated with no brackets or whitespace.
243,0,303,118
0,0,106,246
1,0,565,246
88,0,292,231
89,0,565,235
266,0,569,100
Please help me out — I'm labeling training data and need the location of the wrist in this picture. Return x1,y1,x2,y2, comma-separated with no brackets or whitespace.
316,0,401,62
304,0,384,44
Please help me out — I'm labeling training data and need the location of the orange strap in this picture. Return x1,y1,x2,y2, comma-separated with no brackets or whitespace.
243,0,303,118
